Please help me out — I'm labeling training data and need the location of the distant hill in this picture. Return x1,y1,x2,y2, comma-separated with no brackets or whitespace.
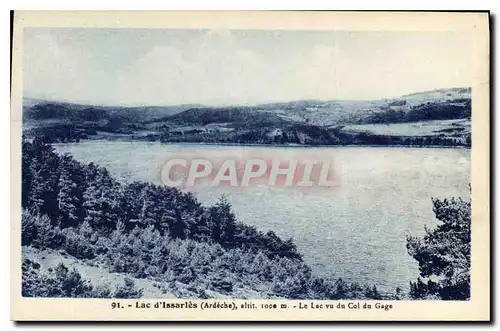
152,107,289,128
23,98,197,123
400,87,471,101
22,87,471,147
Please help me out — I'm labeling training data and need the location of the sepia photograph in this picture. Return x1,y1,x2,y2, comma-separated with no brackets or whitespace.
10,10,490,321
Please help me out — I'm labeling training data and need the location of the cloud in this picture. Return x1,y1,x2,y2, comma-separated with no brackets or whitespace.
23,33,80,100
22,29,472,105
23,32,110,104
113,31,273,105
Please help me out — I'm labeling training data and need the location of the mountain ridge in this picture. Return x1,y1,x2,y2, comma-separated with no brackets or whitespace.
22,87,471,147
23,87,471,111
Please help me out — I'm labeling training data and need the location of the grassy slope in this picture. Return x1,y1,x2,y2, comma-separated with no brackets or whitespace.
22,246,279,299
23,246,172,298
341,119,471,137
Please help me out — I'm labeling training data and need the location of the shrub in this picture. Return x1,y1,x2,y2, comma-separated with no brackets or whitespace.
22,259,109,298
24,210,64,249
113,277,143,299
61,228,95,259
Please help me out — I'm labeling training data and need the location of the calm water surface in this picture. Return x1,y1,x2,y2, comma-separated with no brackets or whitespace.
55,141,470,292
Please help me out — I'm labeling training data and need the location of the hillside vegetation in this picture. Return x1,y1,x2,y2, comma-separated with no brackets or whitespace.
22,138,390,299
22,88,471,147
21,138,471,300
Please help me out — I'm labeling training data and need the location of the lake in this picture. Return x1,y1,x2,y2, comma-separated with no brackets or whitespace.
54,141,471,292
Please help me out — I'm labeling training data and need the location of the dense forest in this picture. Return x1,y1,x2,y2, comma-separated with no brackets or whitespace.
21,137,389,299
20,87,472,299
21,138,471,300
21,137,472,300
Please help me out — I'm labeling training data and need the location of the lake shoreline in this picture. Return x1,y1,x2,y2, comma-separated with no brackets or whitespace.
52,140,471,291
62,137,472,149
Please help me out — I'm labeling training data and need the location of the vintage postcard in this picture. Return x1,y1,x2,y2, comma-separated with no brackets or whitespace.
10,11,490,321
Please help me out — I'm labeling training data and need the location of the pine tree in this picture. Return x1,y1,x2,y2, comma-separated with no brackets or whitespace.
208,195,236,248
78,220,93,239
27,140,60,221
57,160,82,228
21,139,34,208
82,167,119,229
407,197,471,300
21,208,37,245
30,211,63,249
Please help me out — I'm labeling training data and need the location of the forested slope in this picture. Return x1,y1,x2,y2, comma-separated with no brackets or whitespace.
21,138,388,299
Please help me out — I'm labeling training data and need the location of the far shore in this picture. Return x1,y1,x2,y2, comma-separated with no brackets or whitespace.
53,137,471,149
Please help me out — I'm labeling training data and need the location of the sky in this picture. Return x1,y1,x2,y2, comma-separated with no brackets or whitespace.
23,28,472,106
